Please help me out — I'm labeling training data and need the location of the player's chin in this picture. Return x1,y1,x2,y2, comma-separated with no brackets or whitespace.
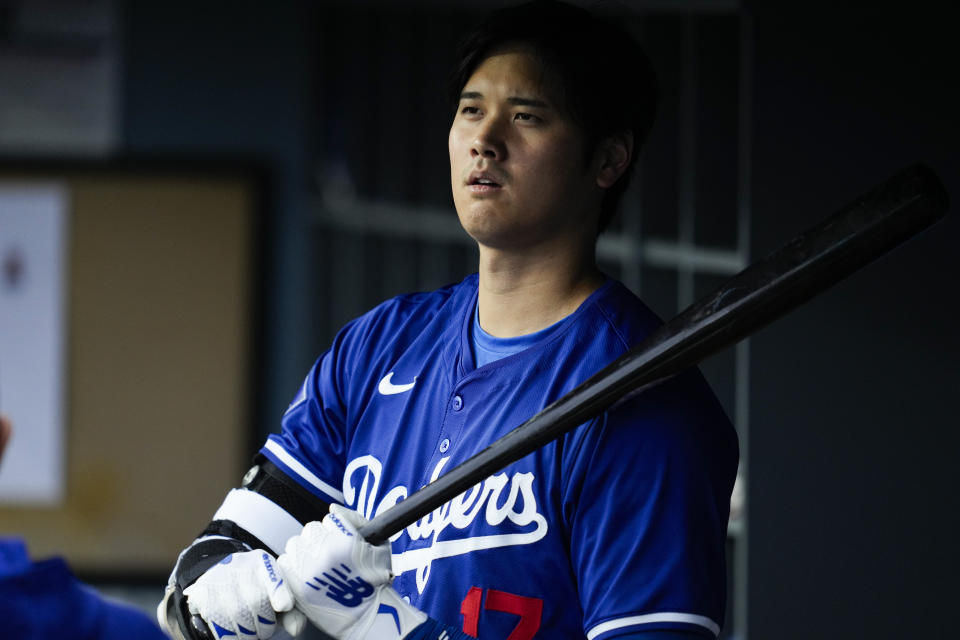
456,205,501,240
457,212,517,245
462,224,541,253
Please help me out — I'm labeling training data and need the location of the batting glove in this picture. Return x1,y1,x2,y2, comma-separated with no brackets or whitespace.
182,549,307,639
277,504,428,640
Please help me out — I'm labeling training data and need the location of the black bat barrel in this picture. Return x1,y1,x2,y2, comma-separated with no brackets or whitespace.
357,163,948,545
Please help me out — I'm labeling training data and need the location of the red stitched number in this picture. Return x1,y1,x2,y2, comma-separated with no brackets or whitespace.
461,586,483,637
460,587,544,640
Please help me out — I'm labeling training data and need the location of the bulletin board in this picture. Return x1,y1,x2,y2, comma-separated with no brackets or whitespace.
0,160,262,576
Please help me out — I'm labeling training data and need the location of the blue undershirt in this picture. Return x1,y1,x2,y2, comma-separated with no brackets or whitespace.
471,301,570,368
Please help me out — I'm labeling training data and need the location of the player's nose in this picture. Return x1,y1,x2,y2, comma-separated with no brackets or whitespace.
470,117,507,160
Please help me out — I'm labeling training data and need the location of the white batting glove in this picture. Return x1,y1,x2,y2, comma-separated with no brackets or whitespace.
183,549,307,639
277,505,427,640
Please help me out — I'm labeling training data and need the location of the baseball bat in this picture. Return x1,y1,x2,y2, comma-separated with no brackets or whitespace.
357,163,948,545
183,164,947,638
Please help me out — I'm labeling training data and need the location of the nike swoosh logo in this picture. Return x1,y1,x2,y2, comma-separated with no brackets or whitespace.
378,372,416,395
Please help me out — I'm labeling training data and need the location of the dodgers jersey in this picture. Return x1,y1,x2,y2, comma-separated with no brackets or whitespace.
261,274,738,639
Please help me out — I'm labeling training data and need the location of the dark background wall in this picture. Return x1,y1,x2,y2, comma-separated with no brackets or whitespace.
112,2,959,637
122,1,321,446
747,5,959,638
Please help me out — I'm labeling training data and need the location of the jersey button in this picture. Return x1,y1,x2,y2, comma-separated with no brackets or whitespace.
452,395,463,411
439,438,450,453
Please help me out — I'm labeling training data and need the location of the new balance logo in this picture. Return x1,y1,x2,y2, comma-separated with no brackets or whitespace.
306,564,374,607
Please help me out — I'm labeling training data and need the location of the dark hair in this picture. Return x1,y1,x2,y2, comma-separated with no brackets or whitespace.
449,0,658,233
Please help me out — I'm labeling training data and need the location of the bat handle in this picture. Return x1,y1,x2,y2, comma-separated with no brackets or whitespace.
166,580,216,640
189,614,215,640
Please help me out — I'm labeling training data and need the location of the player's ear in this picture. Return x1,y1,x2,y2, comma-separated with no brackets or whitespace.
595,131,633,189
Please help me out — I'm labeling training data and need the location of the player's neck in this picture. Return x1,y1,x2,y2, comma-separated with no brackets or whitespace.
476,242,604,338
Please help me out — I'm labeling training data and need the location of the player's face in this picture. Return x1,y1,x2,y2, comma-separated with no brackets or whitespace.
449,46,602,251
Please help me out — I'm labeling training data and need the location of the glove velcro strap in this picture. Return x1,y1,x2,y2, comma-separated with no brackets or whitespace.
175,536,250,590
198,519,273,556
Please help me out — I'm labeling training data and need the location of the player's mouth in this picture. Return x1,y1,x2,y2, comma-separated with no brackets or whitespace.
467,171,503,194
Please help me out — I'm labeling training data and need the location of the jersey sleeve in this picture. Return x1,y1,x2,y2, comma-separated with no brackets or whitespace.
563,369,739,640
260,323,359,506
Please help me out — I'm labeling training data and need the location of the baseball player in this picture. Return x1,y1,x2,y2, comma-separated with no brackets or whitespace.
158,2,739,639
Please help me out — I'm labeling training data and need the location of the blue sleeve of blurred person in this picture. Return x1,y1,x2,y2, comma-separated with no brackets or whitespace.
0,537,168,640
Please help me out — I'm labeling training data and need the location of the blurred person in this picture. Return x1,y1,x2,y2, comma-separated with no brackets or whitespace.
0,414,168,639
160,2,738,640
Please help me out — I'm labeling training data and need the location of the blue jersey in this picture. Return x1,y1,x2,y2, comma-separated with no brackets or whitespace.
262,275,738,639
0,538,168,640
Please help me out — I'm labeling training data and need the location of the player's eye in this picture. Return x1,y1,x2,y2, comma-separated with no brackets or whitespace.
514,112,540,123
460,105,481,116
